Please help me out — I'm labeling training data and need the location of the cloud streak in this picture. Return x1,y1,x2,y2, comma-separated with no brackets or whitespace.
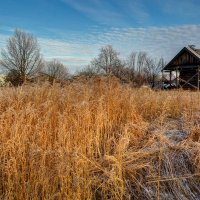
61,0,124,26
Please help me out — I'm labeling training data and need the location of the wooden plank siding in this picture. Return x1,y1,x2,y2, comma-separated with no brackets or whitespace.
171,52,199,66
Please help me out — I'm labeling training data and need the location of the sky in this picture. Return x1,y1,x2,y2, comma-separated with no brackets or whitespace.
0,0,200,72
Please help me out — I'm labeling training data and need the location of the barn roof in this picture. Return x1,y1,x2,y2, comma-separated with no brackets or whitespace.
163,46,200,71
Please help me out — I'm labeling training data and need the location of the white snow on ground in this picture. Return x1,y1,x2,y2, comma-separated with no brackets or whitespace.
142,112,200,200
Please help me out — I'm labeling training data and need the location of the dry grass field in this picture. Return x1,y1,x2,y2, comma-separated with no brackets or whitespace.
0,77,200,200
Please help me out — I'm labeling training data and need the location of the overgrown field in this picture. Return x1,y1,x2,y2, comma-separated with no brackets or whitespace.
0,77,200,200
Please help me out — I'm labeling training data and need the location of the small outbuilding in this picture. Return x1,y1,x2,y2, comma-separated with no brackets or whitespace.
162,45,200,90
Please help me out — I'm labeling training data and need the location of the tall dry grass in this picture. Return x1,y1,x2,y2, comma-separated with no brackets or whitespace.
0,77,200,199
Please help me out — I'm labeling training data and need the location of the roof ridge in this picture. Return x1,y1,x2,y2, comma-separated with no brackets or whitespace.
162,46,200,71
186,46,200,59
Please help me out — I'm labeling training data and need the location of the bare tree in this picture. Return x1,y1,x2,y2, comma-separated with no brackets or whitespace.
127,52,137,71
0,29,43,85
144,57,165,88
125,51,148,86
92,45,122,75
125,52,138,83
43,59,69,83
126,51,148,74
137,52,148,73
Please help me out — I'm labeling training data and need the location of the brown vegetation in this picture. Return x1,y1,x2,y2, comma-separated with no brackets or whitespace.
0,78,200,199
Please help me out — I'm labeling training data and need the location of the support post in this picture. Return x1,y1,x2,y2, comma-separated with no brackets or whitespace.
170,71,172,86
198,66,200,91
176,67,178,88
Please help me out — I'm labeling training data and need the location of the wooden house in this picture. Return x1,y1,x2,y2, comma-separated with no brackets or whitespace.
162,45,200,90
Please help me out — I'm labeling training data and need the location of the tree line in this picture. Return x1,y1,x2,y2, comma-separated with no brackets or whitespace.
78,45,165,87
0,29,165,87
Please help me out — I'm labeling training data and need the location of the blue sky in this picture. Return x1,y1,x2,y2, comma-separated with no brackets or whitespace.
1,0,200,72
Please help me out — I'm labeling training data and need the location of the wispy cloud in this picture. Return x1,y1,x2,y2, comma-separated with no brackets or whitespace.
103,25,200,60
114,0,150,25
61,0,124,26
61,0,152,26
38,37,97,72
1,25,200,72
62,0,200,26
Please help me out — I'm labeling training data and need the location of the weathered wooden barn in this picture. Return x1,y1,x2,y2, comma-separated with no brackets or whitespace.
162,45,200,90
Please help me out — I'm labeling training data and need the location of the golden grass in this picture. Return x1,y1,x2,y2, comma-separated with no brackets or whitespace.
0,77,200,199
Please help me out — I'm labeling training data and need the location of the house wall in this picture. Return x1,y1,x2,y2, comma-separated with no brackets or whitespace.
179,69,198,89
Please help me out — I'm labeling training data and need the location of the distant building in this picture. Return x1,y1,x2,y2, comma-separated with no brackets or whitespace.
162,46,200,90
